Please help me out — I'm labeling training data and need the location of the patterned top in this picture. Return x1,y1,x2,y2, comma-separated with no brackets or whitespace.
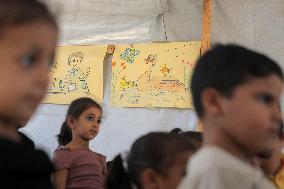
53,147,107,189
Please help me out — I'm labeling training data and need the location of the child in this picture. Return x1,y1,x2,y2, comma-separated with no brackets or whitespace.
106,132,197,189
178,44,283,189
53,97,107,189
0,0,58,188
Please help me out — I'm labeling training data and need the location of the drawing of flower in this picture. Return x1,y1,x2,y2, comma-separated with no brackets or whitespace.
112,61,128,92
120,47,140,64
160,64,172,76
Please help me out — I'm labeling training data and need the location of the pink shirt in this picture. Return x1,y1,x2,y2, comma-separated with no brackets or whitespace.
53,147,107,189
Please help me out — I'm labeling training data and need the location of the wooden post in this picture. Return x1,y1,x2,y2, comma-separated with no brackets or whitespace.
107,44,115,55
200,0,212,55
197,0,212,132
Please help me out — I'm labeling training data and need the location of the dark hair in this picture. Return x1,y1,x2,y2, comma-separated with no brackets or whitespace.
191,44,283,118
0,0,57,38
170,128,203,151
106,132,195,189
183,131,202,150
57,97,102,146
170,128,183,134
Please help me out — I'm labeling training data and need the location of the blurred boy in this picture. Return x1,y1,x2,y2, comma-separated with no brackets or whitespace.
179,44,283,189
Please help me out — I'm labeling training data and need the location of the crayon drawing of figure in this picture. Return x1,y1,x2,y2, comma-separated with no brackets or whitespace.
66,52,90,94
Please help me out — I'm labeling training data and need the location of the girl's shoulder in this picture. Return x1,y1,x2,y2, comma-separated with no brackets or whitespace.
53,146,73,170
96,152,106,159
91,151,106,161
53,146,72,155
55,145,70,151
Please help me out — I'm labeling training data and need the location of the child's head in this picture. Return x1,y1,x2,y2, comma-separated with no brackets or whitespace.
106,132,196,189
170,128,203,150
57,97,102,146
0,0,58,125
191,44,283,156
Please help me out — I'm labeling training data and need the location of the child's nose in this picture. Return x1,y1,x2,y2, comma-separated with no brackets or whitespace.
272,103,282,123
92,122,98,128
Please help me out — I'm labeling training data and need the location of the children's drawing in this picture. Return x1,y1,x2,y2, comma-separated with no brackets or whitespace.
110,42,201,108
66,52,91,94
136,54,185,92
120,47,140,64
43,45,106,104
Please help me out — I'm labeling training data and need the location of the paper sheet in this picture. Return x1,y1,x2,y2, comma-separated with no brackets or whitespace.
110,41,201,108
43,45,106,104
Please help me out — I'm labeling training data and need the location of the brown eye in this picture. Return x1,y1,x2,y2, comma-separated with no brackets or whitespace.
257,94,273,105
87,116,94,121
21,54,36,67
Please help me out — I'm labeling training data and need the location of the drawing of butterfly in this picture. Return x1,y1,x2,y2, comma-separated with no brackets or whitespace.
120,47,140,64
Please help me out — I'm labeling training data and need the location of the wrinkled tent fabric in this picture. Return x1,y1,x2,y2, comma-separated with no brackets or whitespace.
21,0,284,160
55,0,168,44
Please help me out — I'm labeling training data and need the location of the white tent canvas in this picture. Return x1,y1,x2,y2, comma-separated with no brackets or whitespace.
21,0,284,160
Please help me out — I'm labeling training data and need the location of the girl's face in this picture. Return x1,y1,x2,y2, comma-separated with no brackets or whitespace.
72,107,102,141
0,22,57,124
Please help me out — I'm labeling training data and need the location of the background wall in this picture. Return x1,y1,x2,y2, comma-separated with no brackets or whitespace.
21,0,284,160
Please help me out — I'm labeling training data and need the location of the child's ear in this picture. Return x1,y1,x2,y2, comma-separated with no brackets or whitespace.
140,169,162,189
201,88,224,116
67,116,76,129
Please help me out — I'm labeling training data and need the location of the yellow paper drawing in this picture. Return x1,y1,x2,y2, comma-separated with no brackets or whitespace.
43,45,106,104
110,41,201,108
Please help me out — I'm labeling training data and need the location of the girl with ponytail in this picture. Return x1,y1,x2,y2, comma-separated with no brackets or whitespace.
53,97,106,189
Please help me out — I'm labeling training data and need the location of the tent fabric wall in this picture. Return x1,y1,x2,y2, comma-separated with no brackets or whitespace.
21,0,284,160
53,0,168,44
